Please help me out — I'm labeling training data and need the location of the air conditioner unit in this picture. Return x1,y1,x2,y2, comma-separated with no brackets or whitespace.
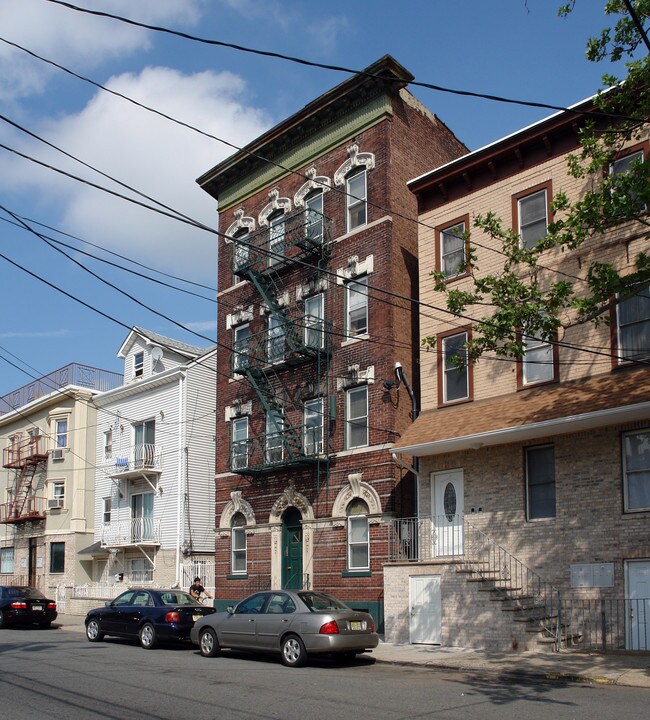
51,448,64,461
48,499,63,510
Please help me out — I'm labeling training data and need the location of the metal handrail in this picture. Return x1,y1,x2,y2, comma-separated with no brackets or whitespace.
100,518,161,546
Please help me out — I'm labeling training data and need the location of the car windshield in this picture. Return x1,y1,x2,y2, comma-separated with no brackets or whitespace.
7,587,46,599
158,592,199,606
299,592,349,612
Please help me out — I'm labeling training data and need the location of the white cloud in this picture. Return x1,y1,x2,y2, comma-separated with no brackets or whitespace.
0,0,204,100
3,65,272,284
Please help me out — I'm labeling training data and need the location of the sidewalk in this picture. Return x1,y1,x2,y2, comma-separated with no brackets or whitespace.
55,614,650,688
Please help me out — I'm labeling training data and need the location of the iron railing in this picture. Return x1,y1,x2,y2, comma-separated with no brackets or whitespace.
229,425,325,474
108,444,163,475
100,518,161,547
0,496,47,524
73,583,119,600
3,435,49,468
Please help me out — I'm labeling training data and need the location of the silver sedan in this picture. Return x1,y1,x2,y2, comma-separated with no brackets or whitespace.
190,590,379,667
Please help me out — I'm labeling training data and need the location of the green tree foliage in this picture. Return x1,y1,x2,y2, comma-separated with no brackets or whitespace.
425,1,649,364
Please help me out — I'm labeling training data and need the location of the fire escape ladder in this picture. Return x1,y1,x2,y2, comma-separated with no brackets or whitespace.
10,462,38,519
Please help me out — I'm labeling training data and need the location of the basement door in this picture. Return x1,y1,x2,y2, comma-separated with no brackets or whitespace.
409,575,441,645
432,469,464,556
627,560,650,650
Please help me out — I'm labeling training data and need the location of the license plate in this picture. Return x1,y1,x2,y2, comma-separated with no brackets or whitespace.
192,614,202,622
350,621,364,631
32,605,43,611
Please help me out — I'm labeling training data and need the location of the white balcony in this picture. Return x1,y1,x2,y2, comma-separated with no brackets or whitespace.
100,518,161,547
107,444,163,479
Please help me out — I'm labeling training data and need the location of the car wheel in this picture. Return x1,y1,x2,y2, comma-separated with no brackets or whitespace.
280,634,307,668
199,627,221,658
139,622,158,650
86,618,104,642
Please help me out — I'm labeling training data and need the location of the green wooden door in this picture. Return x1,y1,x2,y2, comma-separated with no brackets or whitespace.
282,507,303,589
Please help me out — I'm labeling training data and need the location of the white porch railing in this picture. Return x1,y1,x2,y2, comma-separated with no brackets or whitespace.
181,561,215,593
108,444,163,474
100,518,161,547
73,583,118,599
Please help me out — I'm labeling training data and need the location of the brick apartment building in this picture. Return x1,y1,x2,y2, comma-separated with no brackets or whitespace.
385,97,650,651
197,56,466,625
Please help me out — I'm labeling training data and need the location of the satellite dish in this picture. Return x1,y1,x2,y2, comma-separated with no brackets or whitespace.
151,346,163,365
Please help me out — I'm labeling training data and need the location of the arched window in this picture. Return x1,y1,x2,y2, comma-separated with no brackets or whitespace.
231,512,247,574
347,498,369,570
232,227,250,278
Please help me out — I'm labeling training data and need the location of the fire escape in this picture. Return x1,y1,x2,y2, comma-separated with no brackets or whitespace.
230,207,332,482
1,435,48,524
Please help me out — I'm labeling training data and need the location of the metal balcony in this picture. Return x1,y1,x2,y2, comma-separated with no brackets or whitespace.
3,436,49,468
229,426,326,475
233,209,331,278
107,444,164,479
100,518,161,547
0,496,47,524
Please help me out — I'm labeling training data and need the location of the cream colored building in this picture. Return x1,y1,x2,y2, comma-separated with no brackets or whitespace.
0,364,122,602
385,98,650,652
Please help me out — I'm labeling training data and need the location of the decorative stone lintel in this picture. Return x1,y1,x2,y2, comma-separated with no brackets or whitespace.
225,306,254,330
336,365,375,391
334,144,376,187
336,254,374,283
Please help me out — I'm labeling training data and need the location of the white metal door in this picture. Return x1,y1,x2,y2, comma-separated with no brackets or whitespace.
433,470,464,556
627,561,650,650
409,575,441,645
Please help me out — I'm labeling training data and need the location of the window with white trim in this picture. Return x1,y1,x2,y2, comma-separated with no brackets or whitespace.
233,227,250,277
266,409,285,463
346,276,368,338
346,168,367,231
616,285,650,363
267,315,285,363
347,498,369,570
346,385,368,449
55,418,68,449
232,323,250,373
231,417,248,470
526,445,556,520
517,187,549,249
102,497,112,524
231,512,247,574
52,481,65,508
134,352,144,378
104,429,113,459
304,398,324,455
623,430,650,512
305,192,324,243
0,546,14,574
521,332,555,385
304,293,324,349
440,331,470,404
268,213,285,266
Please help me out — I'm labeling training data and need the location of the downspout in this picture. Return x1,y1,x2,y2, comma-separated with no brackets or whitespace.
174,372,186,588
392,362,420,517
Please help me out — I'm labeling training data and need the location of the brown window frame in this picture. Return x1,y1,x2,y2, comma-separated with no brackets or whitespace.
435,214,470,282
436,326,473,407
512,180,553,250
516,329,559,389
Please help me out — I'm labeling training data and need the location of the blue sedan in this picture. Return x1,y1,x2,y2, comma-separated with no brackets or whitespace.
85,588,216,649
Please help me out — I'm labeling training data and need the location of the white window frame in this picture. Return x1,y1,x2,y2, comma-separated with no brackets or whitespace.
522,333,555,385
616,286,650,364
304,293,324,349
104,429,113,459
305,192,324,243
304,398,324,455
231,514,247,575
442,331,469,404
346,276,369,338
346,168,367,231
52,481,65,508
268,213,285,266
518,188,548,249
55,418,68,449
623,430,650,512
134,351,144,378
231,417,249,470
232,228,250,278
267,315,285,364
233,323,250,373
440,221,466,278
102,497,112,524
0,546,14,574
265,409,285,464
525,445,556,520
347,500,370,571
346,385,369,449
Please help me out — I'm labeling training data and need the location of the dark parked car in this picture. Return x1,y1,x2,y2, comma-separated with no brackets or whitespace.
85,588,216,649
191,590,379,667
0,586,58,628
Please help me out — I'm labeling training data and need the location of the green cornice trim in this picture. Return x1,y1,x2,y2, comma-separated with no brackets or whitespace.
218,95,392,212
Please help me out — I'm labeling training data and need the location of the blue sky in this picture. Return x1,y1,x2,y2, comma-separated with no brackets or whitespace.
0,0,626,396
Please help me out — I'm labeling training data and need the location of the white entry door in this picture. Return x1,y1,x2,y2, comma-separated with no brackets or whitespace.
627,561,650,650
432,469,464,556
409,575,441,645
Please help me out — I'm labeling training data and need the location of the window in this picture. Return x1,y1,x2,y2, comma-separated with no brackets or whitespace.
234,593,267,614
267,315,285,363
623,430,650,511
520,331,557,386
436,217,468,279
347,499,370,570
268,213,285,266
266,409,285,463
304,398,324,454
128,557,153,584
615,285,650,363
346,385,368,449
231,512,247,574
104,429,113,459
55,418,68,449
102,497,112,524
134,352,144,378
133,419,155,467
231,417,248,470
233,227,250,276
439,329,471,405
233,323,251,373
514,183,551,249
346,168,367,231
52,481,65,508
0,547,14,574
305,192,324,243
304,293,324,349
50,542,65,574
526,445,556,520
346,276,368,338
610,144,647,214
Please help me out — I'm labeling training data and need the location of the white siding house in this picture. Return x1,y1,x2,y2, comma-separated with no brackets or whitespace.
90,328,216,590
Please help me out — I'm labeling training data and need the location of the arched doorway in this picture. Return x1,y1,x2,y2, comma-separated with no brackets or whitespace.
281,506,303,589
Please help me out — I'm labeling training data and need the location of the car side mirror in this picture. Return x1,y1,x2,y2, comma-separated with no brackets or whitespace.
105,601,112,607
227,606,234,614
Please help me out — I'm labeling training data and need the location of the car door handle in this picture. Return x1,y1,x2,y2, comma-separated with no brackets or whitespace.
249,619,255,622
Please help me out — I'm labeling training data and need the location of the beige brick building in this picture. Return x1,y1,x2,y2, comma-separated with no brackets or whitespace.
385,97,650,652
